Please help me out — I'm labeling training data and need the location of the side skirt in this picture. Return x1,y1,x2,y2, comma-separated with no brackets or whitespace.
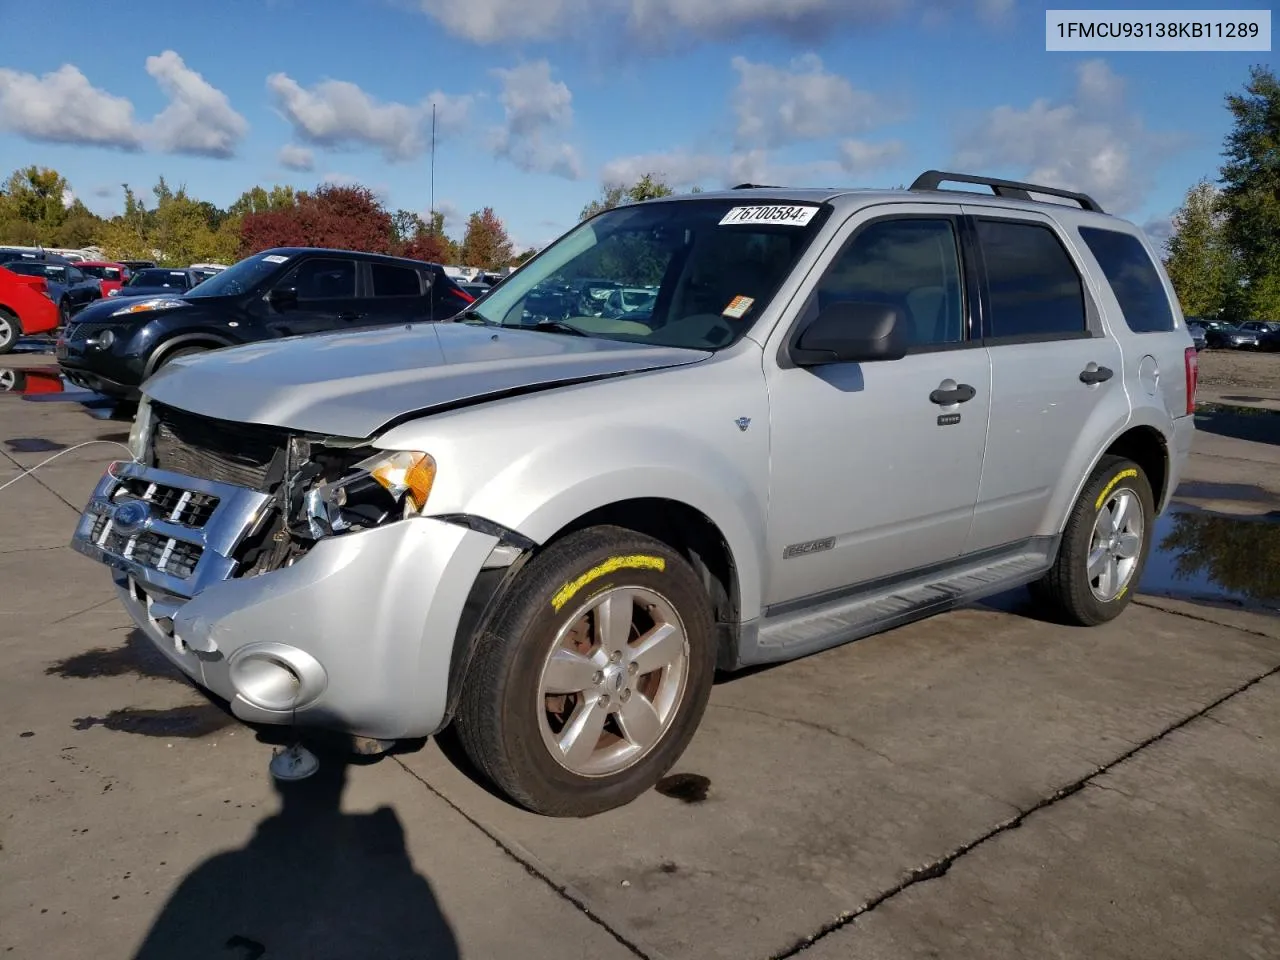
736,536,1059,668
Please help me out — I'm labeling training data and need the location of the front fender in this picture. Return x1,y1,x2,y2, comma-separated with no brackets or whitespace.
463,430,769,622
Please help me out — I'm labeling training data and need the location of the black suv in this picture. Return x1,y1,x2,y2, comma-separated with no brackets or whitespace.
56,247,475,398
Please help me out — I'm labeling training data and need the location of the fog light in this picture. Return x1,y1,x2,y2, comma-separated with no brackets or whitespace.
228,643,327,712
88,329,115,350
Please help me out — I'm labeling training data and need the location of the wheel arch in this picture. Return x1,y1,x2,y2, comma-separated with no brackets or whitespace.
143,332,234,378
1053,415,1173,536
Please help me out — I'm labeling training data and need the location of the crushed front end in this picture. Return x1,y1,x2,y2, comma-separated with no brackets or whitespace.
69,399,505,739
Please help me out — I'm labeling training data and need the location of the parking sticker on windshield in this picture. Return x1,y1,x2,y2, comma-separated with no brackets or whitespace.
263,254,289,263
719,205,819,227
722,295,755,319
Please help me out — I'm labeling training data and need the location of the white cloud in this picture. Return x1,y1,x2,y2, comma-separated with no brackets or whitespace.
415,0,1000,44
61,187,76,209
732,54,892,149
953,60,1180,215
838,138,907,175
490,61,582,180
278,144,315,171
0,64,140,149
268,73,471,162
143,51,247,158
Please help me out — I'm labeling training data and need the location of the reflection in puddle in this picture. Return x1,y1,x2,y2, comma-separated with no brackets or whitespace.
0,364,132,419
1141,509,1280,613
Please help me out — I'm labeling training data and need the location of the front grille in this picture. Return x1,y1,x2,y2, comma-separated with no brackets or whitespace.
71,459,274,599
63,323,80,341
151,404,286,490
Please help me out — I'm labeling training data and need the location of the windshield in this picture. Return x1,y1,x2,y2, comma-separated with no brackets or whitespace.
129,269,190,289
183,251,289,298
464,199,830,349
79,265,121,281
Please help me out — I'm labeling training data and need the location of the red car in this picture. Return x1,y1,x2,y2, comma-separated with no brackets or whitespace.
0,265,59,354
76,260,130,298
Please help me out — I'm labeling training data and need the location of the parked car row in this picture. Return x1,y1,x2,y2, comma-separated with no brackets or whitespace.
56,247,476,397
1187,318,1280,351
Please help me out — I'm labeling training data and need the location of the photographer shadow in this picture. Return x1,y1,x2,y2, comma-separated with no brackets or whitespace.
133,747,459,960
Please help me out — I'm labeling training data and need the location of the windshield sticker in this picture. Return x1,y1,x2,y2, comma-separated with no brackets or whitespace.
722,295,755,319
262,254,289,263
719,205,819,227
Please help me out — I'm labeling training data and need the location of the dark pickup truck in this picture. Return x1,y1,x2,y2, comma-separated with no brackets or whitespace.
57,247,475,398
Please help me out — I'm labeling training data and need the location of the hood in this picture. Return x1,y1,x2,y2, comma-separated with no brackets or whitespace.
144,321,712,437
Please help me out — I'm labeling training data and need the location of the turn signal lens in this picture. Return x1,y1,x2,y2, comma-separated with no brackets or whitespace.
369,451,437,512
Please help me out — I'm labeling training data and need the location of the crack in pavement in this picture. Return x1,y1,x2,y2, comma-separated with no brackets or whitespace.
1133,598,1278,639
767,659,1280,959
392,757,654,960
709,702,901,768
0,445,81,513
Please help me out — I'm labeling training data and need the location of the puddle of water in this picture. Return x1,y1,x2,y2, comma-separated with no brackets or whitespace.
72,704,235,738
5,437,67,453
1173,480,1278,505
1196,402,1280,418
655,773,711,803
1141,508,1280,613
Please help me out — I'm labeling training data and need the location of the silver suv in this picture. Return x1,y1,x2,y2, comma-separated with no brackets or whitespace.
71,171,1197,816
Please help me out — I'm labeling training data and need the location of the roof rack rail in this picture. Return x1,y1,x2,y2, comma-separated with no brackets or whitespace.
731,182,779,189
908,170,1104,214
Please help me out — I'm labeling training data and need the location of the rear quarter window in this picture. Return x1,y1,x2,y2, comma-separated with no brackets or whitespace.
1078,226,1176,334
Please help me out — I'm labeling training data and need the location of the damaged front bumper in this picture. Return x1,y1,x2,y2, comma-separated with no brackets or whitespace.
71,460,502,739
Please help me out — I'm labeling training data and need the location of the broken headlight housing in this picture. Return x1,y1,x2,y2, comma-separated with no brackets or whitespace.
302,450,436,538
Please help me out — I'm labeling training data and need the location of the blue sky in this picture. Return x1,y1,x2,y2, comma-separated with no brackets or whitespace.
0,0,1272,252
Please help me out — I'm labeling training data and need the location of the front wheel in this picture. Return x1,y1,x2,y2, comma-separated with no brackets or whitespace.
454,525,717,817
1030,455,1155,626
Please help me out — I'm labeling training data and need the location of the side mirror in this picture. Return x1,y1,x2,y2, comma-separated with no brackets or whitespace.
268,287,298,310
790,301,909,366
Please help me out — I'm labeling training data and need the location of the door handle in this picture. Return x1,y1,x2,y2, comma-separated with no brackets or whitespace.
929,380,977,405
1079,363,1113,385
337,311,364,322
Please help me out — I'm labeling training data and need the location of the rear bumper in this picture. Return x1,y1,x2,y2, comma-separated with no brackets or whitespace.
71,461,501,739
1163,414,1196,511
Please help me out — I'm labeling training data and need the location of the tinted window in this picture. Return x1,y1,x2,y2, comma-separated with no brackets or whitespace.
816,218,966,347
977,220,1086,339
371,263,422,297
1078,227,1174,333
283,258,356,300
130,269,191,289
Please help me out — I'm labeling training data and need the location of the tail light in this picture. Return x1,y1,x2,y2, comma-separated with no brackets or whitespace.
452,287,475,305
1184,347,1198,415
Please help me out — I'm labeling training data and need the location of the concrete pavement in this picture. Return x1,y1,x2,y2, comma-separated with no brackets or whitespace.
1,350,1278,960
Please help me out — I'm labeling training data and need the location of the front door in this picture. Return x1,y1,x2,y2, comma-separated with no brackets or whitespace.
962,209,1129,554
264,256,363,337
764,205,991,607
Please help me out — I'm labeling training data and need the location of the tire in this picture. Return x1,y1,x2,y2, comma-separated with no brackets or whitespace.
1030,455,1155,627
454,525,717,817
0,308,18,355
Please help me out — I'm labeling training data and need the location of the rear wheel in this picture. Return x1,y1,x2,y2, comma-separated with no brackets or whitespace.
1030,455,1154,626
454,525,716,817
0,308,18,355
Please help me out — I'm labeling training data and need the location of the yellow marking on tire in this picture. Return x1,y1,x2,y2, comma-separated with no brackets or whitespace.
551,555,666,612
1095,468,1138,510
1116,584,1128,601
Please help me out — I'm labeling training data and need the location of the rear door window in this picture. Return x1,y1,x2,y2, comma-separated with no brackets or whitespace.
370,263,423,297
976,219,1087,341
1078,226,1175,333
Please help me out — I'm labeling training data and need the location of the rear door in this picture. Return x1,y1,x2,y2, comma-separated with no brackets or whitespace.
263,255,363,337
962,208,1128,554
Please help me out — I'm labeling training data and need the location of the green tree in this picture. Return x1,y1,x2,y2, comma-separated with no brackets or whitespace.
579,173,674,220
512,247,538,266
1165,180,1237,319
1219,65,1280,319
0,166,80,245
227,185,297,218
459,207,513,269
392,209,426,245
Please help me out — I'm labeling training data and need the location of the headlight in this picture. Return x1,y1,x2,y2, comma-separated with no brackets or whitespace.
111,297,187,317
302,450,436,538
127,396,153,460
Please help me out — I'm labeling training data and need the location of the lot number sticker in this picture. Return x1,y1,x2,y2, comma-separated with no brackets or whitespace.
719,205,818,227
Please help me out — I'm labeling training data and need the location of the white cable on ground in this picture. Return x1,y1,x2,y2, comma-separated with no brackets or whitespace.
0,440,135,495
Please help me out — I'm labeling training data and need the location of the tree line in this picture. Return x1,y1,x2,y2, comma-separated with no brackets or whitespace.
0,171,541,272
1165,65,1280,322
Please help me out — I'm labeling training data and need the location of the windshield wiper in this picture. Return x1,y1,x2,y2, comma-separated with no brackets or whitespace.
529,319,590,337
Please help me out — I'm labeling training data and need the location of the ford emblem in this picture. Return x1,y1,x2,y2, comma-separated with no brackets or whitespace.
111,499,151,536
